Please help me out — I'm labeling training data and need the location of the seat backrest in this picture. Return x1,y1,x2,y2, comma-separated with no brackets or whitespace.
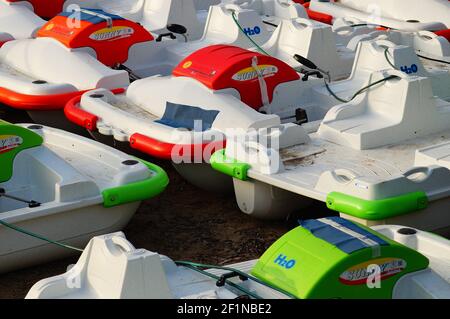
202,4,270,45
37,9,154,67
173,44,300,110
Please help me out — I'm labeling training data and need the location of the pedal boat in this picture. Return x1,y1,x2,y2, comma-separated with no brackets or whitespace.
26,217,450,299
0,121,168,273
66,36,449,190
0,4,294,131
308,0,450,32
210,67,450,232
3,0,209,41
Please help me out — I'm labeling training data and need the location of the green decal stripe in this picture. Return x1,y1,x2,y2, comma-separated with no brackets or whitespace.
102,160,169,208
326,191,428,220
210,149,250,181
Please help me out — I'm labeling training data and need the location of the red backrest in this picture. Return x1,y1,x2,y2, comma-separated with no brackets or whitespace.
37,9,154,67
173,45,300,110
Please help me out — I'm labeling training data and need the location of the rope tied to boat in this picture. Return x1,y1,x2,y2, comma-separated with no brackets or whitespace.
0,218,84,252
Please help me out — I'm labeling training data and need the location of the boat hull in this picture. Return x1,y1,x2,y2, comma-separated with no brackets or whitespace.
0,201,139,274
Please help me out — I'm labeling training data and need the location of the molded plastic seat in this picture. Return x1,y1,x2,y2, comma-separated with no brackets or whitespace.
318,71,450,150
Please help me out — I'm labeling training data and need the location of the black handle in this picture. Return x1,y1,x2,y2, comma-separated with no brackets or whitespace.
156,32,177,42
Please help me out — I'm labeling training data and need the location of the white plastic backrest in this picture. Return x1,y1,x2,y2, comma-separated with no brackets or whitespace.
350,39,429,79
223,0,308,20
414,31,450,58
26,232,173,299
202,4,270,44
142,0,201,38
274,18,336,56
0,39,130,91
318,69,450,150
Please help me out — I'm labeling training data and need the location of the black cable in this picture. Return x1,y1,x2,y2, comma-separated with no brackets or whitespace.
324,75,399,103
263,20,278,28
417,54,450,65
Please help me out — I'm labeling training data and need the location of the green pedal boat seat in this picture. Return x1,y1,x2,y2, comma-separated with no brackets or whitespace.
252,216,429,299
0,120,43,183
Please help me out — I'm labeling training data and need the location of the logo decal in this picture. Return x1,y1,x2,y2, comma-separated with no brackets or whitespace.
232,65,278,82
0,135,23,154
274,254,296,269
45,23,55,31
339,258,407,285
182,61,193,69
89,26,134,41
400,64,418,74
243,26,261,36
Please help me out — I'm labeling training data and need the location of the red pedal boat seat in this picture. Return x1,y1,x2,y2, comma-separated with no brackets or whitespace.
173,45,300,110
37,9,154,67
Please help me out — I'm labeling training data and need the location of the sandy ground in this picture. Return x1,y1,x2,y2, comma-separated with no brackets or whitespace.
0,107,333,299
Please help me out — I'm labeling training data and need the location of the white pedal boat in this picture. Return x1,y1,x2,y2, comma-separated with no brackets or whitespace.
210,67,450,234
2,0,212,41
63,0,208,41
0,121,169,273
66,36,450,188
0,4,305,129
26,217,450,299
309,0,450,32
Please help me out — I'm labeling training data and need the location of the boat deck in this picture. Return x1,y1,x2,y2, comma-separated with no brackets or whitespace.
247,130,450,201
110,96,159,122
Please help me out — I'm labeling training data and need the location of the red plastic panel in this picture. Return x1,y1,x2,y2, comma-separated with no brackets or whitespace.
37,12,154,67
173,45,300,110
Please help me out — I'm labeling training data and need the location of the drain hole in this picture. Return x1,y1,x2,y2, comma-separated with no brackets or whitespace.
122,160,139,166
397,228,417,235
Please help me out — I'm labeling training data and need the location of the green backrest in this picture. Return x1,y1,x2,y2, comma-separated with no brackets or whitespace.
252,217,429,299
0,121,43,183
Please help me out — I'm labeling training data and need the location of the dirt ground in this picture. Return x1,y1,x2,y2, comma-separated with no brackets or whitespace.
0,107,333,299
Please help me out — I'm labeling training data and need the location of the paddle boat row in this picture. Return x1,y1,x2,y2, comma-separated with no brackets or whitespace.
0,3,363,134
0,0,217,41
0,121,168,273
0,0,321,43
64,35,449,187
207,57,450,234
308,0,450,31
26,217,450,299
0,3,448,130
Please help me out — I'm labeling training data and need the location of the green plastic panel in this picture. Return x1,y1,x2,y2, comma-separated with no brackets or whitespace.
252,221,429,299
0,121,43,183
210,149,250,181
102,160,169,208
326,191,429,220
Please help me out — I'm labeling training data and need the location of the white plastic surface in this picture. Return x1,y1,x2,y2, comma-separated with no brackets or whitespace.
0,124,155,273
0,0,45,39
310,0,450,31
26,227,450,299
65,0,204,41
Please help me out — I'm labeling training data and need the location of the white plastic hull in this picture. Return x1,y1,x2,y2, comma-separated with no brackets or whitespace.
0,202,139,274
